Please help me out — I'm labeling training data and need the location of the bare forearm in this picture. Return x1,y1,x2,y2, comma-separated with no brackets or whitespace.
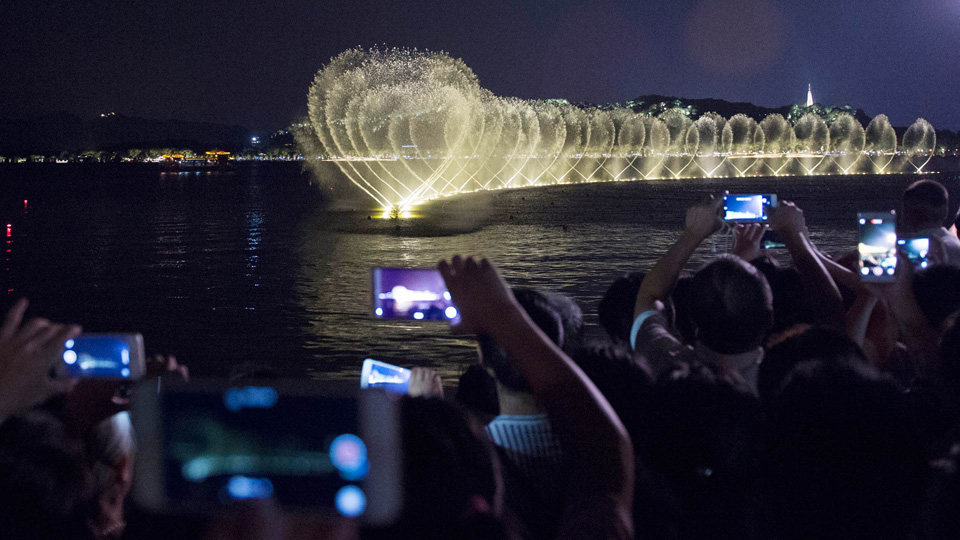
784,232,844,327
488,303,634,496
817,250,863,293
845,293,878,347
635,230,702,317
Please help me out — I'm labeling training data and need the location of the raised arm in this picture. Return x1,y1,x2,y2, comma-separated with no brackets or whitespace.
439,256,633,505
769,202,845,328
0,299,81,423
634,194,725,318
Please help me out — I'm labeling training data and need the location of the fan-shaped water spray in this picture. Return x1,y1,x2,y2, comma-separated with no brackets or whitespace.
304,47,938,214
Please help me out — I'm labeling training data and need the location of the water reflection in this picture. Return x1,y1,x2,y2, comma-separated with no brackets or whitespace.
2,163,957,381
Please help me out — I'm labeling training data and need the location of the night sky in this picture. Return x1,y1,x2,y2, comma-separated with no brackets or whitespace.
3,0,958,131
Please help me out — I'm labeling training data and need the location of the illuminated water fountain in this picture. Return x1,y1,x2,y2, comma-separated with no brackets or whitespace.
302,48,939,216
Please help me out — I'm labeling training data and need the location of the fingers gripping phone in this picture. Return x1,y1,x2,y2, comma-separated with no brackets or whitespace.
858,211,898,282
723,194,778,222
371,267,459,322
60,333,146,380
131,380,403,525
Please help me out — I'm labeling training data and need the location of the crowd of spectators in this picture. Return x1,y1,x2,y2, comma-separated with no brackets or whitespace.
3,179,960,539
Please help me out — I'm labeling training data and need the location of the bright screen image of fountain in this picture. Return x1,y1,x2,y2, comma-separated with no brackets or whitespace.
300,47,939,215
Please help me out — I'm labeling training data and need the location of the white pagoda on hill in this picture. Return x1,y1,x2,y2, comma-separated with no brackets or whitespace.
806,84,815,107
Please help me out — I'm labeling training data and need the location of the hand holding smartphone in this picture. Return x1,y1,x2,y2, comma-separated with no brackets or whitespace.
60,333,146,380
858,211,898,282
723,194,778,222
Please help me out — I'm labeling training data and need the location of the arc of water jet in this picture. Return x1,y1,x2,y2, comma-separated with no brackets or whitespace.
693,155,728,177
866,152,896,174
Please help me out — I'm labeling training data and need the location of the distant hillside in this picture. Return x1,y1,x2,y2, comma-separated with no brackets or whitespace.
622,94,873,126
0,113,251,155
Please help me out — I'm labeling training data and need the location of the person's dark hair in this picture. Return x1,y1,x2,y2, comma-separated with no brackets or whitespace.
363,397,507,540
759,326,868,408
541,291,584,352
687,255,773,354
639,362,764,540
765,360,928,540
478,288,563,392
913,264,960,329
750,256,813,334
924,441,960,540
455,364,500,417
0,410,97,540
903,179,949,228
598,272,692,345
598,272,645,344
671,276,697,345
570,340,653,449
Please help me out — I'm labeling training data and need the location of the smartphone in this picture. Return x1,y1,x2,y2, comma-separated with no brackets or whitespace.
858,211,898,282
131,380,402,525
60,333,146,380
897,237,930,269
360,359,410,394
723,194,778,222
371,267,459,322
761,230,786,250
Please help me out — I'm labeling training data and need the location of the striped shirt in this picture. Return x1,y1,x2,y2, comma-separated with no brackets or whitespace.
486,414,566,539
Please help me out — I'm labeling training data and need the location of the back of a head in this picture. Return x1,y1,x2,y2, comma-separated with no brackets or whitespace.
455,364,500,417
903,179,949,229
541,291,584,351
367,397,507,540
941,318,960,393
750,256,812,335
913,264,960,329
924,442,960,540
766,360,927,540
570,340,653,448
759,326,868,408
642,362,764,540
598,272,645,344
478,288,564,392
688,255,774,355
0,410,96,540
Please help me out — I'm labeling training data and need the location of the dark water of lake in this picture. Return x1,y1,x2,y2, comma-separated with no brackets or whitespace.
2,163,958,383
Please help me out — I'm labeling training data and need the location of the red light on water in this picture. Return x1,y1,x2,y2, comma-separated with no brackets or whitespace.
23,200,28,210
5,224,10,238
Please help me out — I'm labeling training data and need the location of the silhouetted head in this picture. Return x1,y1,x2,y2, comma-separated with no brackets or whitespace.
759,326,868,408
370,397,506,540
541,291,584,352
0,410,97,540
477,288,564,393
913,264,960,330
641,362,764,540
85,412,136,539
688,255,774,355
598,272,645,344
924,442,960,540
903,179,949,231
570,340,653,449
766,360,927,540
939,318,960,409
455,364,500,417
750,256,812,335
671,276,697,345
